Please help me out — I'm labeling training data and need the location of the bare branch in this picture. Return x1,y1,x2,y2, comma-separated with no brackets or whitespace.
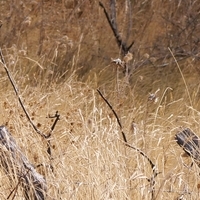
110,0,117,31
124,0,132,43
97,89,159,199
99,1,129,55
127,40,134,51
97,89,127,142
0,48,60,141
0,48,46,138
46,111,60,172
46,111,60,138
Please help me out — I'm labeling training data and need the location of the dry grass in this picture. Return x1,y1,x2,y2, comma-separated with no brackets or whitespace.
0,59,200,199
1,1,200,199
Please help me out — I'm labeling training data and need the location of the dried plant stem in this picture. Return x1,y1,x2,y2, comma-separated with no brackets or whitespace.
97,89,127,142
152,87,173,132
99,1,134,55
168,47,193,108
47,111,60,171
0,47,46,138
0,48,60,139
97,89,159,199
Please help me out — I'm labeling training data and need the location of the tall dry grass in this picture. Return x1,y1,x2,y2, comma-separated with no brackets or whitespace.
1,0,200,199
0,55,200,199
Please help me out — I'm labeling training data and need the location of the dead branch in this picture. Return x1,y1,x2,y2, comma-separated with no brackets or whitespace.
97,89,159,199
0,126,46,200
175,128,200,167
109,0,117,32
46,111,60,172
0,47,60,160
97,89,127,142
124,0,132,44
47,111,60,138
0,47,47,138
99,1,134,55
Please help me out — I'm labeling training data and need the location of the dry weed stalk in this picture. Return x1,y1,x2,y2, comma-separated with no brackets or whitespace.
99,1,134,56
97,89,159,200
0,46,60,198
0,47,60,139
168,47,193,109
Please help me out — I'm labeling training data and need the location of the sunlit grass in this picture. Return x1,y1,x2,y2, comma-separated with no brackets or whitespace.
1,0,200,198
0,57,200,199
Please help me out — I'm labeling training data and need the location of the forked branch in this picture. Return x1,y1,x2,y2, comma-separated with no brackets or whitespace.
0,47,60,161
0,47,60,140
99,1,134,55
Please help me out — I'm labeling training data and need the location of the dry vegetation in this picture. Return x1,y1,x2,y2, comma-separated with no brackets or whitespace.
1,0,200,199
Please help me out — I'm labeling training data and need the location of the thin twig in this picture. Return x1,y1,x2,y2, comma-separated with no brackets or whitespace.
97,89,157,169
97,89,127,142
0,48,60,140
46,111,60,172
0,47,47,138
0,47,60,165
46,111,60,138
97,89,159,200
99,1,133,55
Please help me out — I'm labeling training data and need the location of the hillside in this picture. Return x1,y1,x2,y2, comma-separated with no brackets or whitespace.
0,1,200,199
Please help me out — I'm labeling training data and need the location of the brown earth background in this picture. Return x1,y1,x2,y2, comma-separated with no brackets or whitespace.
1,1,200,99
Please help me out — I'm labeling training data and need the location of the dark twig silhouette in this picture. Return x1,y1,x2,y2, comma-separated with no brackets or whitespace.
97,89,159,199
99,1,134,55
0,48,46,138
0,47,60,158
0,45,60,197
46,111,60,172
